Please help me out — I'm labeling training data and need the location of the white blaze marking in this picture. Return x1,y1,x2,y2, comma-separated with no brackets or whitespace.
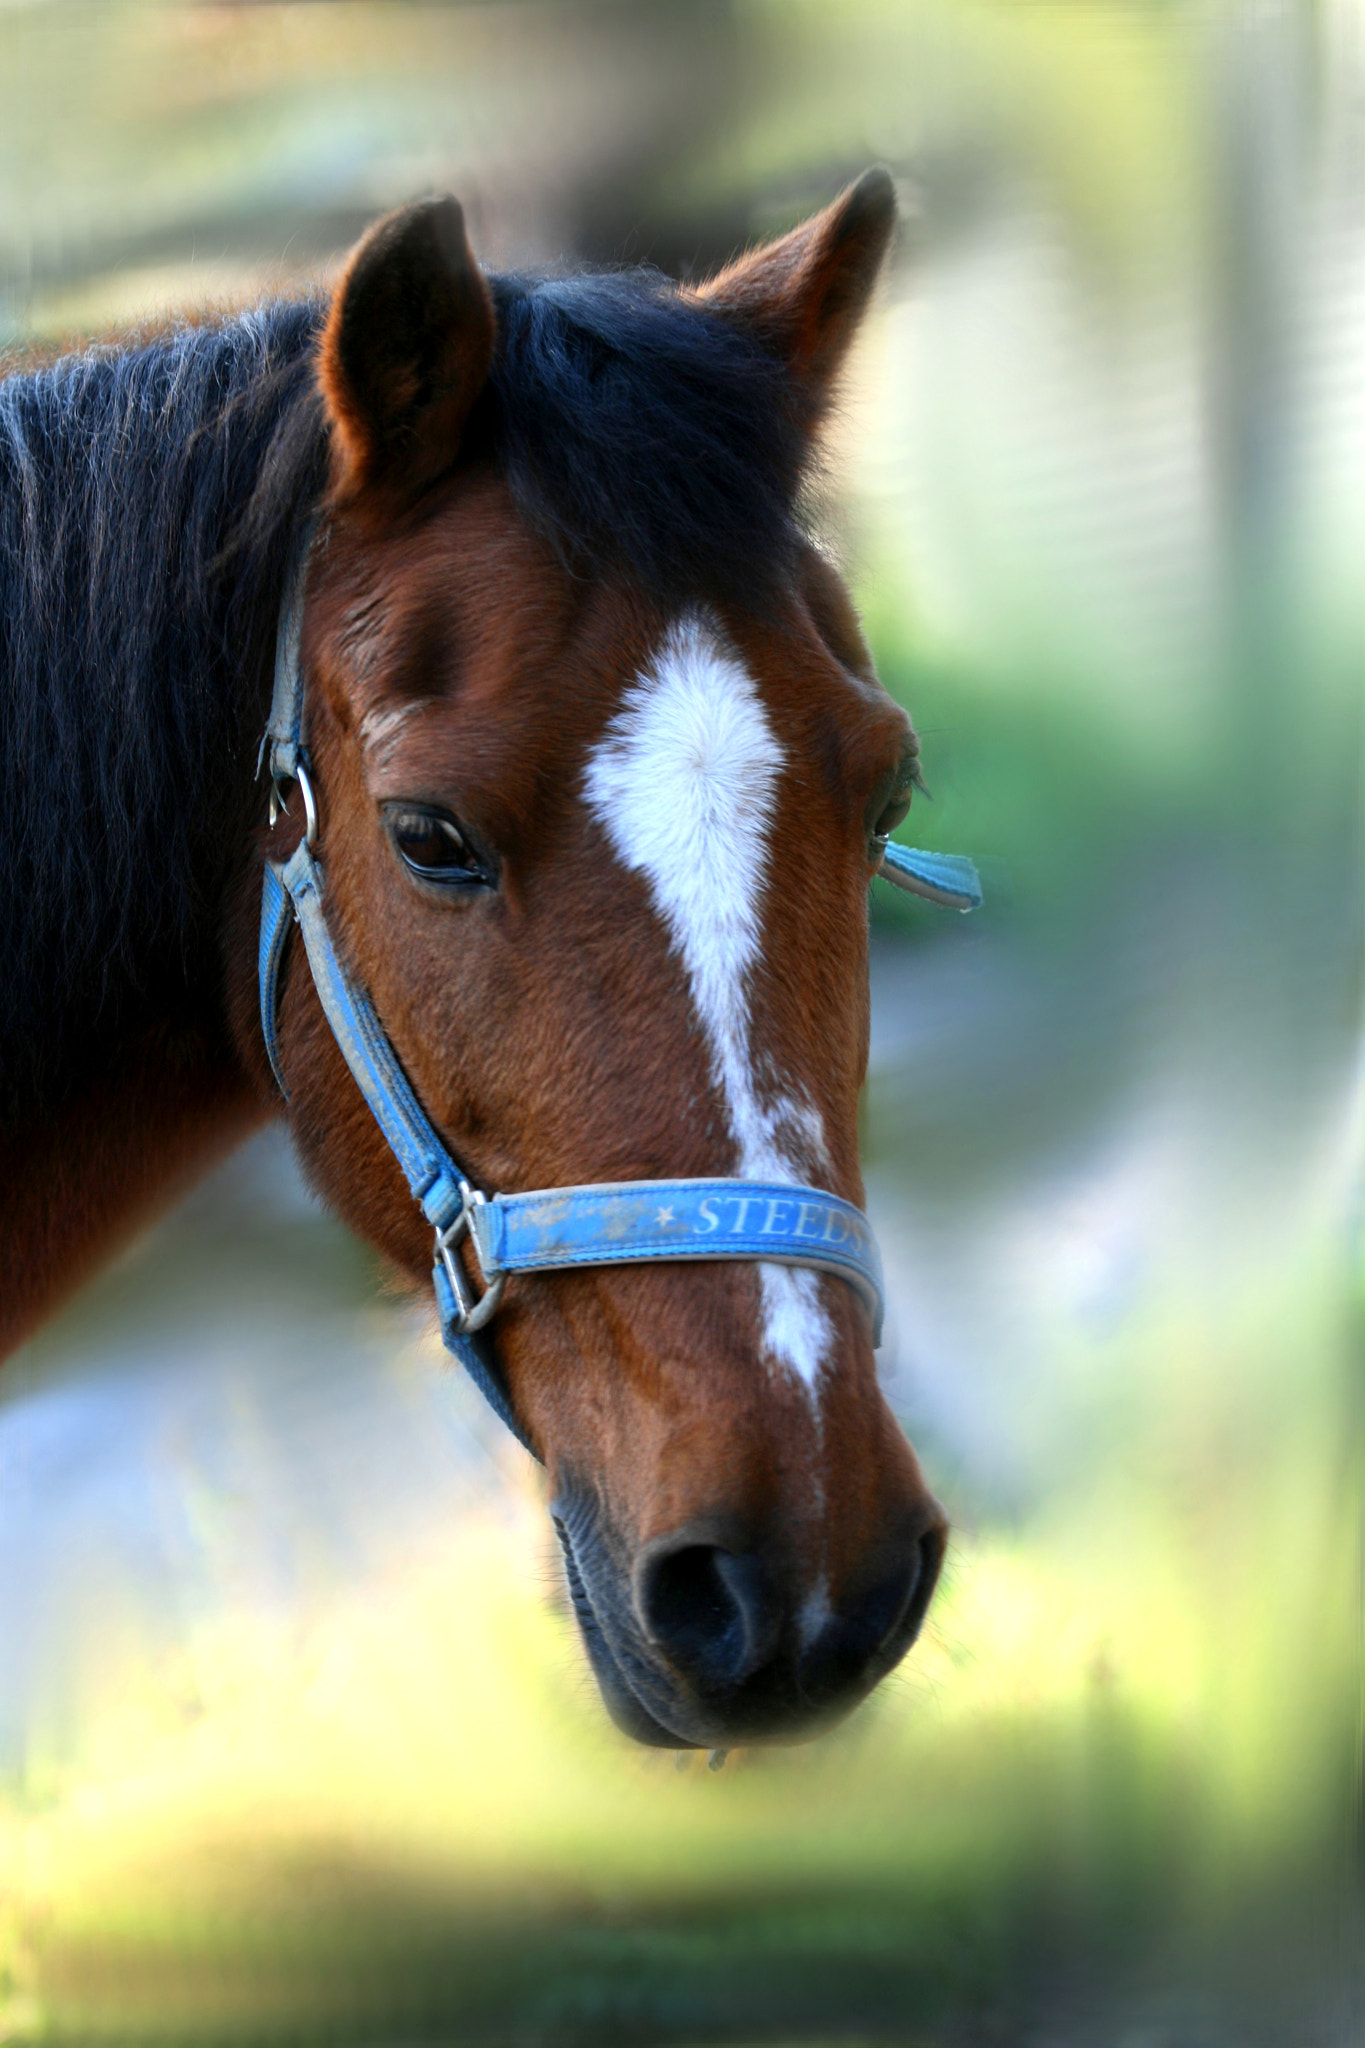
582,611,835,1395
798,1573,834,1650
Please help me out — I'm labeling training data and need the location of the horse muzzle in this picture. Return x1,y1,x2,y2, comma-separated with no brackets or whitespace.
552,1489,947,1749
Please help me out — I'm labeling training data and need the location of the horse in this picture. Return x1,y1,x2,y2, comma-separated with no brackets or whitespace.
0,171,959,1751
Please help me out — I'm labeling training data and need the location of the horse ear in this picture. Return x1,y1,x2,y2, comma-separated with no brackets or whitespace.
320,196,495,504
699,169,897,417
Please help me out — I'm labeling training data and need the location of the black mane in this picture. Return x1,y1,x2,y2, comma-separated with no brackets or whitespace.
0,302,327,1114
0,269,806,1112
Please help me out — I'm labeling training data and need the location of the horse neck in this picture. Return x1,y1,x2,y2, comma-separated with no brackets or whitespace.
0,306,328,1352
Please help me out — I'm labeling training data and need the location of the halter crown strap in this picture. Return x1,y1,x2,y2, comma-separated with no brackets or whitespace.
259,520,315,787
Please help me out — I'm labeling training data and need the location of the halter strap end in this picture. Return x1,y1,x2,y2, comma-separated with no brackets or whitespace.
877,841,983,912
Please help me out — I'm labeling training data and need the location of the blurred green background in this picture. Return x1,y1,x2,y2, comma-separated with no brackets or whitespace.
1,3,1360,2043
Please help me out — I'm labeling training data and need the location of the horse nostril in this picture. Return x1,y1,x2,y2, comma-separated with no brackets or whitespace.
636,1541,778,1690
907,1525,946,1641
852,1526,946,1662
796,1525,946,1712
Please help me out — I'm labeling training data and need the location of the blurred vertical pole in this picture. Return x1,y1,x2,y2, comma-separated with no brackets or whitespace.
1210,0,1303,668
1201,2,1361,1130
0,3,33,344
1206,0,1308,960
1208,8,1365,2023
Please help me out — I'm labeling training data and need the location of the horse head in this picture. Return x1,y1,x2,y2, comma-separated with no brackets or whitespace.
251,174,947,1749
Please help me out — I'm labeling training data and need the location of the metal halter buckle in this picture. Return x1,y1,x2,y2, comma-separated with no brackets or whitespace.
435,1181,506,1335
268,759,319,850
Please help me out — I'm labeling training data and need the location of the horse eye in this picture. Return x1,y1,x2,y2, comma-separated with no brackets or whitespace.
873,791,912,839
872,763,920,841
383,804,489,888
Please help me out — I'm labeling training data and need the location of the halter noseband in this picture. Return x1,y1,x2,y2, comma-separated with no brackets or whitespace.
257,537,981,1453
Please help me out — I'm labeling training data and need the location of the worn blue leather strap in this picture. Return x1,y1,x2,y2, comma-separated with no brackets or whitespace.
877,840,983,910
272,842,467,1233
430,1267,530,1449
258,861,294,1096
468,1179,883,1342
259,520,315,786
261,846,534,1450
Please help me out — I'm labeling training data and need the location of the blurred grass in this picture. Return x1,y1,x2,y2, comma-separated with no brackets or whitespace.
0,1247,1354,2042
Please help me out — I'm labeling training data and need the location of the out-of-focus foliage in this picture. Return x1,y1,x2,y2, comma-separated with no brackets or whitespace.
1,3,1360,2043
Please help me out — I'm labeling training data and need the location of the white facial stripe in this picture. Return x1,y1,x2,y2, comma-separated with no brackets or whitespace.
759,1264,836,1396
798,1572,834,1651
583,610,835,1395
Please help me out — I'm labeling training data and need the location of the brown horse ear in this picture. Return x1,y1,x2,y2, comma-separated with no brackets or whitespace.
320,197,495,505
699,168,897,418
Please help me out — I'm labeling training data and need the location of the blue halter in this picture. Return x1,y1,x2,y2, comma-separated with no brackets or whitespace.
257,539,980,1453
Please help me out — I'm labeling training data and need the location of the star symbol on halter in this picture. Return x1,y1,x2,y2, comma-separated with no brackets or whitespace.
655,1206,676,1226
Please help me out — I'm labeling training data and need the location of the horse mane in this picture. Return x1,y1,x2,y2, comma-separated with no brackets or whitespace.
0,302,328,1113
0,266,808,1113
482,271,807,607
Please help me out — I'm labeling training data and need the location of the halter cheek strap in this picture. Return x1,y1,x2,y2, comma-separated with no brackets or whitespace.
258,537,980,1453
260,834,530,1446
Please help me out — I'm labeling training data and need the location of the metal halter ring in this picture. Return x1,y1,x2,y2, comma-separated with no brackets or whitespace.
436,1182,507,1335
268,760,320,851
